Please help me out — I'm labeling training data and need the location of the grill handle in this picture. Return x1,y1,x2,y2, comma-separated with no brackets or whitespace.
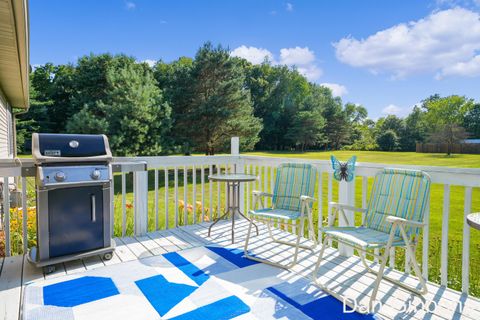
91,194,96,222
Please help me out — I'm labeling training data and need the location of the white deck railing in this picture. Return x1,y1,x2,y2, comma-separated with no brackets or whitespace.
0,138,479,296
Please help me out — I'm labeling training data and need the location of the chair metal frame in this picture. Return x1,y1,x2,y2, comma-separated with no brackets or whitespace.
244,191,317,269
312,170,430,311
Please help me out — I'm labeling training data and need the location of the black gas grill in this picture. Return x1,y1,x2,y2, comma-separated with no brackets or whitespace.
28,133,115,272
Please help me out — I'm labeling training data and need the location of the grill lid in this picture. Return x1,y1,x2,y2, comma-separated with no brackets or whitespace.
32,133,112,163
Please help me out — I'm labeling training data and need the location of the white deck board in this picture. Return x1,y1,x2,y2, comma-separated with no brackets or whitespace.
1,219,479,320
63,259,86,275
168,227,205,247
112,237,137,262
160,229,191,250
82,255,105,270
134,235,167,255
21,254,44,285
0,255,23,320
146,230,182,252
118,236,153,259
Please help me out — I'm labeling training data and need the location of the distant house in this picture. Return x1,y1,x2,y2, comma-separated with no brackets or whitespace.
0,0,30,158
463,139,480,144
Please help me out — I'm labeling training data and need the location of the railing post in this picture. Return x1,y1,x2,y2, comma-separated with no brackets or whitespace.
134,169,148,236
338,179,355,257
2,176,10,256
231,137,239,157
462,187,472,293
231,137,245,216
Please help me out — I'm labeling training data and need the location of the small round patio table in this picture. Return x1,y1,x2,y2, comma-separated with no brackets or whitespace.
467,213,480,231
208,174,259,243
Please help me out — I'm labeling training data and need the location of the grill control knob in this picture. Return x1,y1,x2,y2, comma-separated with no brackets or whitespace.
91,169,101,180
54,172,66,182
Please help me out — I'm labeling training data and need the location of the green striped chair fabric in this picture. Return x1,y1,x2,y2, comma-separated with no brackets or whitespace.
364,169,430,238
248,208,302,220
320,226,405,249
250,163,317,220
322,168,430,249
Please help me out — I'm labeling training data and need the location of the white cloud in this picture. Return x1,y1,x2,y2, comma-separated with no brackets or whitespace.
231,46,274,64
439,54,480,77
286,3,293,11
297,65,322,81
125,1,136,10
381,104,416,117
141,59,156,67
279,47,322,80
382,104,403,116
334,8,480,79
279,47,315,65
231,45,322,81
320,83,348,97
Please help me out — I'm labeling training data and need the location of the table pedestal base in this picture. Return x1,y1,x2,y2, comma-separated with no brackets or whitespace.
207,180,258,243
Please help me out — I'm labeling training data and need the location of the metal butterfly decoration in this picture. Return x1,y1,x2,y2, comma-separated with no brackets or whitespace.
331,155,356,182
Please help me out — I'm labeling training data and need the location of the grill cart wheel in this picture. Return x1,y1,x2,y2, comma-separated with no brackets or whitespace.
44,265,56,274
103,252,113,260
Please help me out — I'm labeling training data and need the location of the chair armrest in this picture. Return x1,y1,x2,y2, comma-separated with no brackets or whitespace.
300,195,315,202
329,202,366,213
326,202,366,227
252,190,273,197
386,216,425,228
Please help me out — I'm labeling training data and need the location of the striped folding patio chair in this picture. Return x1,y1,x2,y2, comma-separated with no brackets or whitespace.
312,168,431,310
244,163,318,268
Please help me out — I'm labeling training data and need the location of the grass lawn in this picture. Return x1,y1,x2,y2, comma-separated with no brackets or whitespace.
246,150,480,168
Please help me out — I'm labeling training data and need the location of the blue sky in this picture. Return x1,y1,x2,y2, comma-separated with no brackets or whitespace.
30,0,480,119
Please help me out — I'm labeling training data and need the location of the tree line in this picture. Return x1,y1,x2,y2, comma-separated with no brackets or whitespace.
17,42,480,156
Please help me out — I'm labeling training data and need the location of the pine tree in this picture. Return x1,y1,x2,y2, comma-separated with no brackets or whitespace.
66,54,171,156
181,43,262,155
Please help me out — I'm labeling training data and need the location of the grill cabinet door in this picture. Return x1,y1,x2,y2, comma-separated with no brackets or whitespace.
48,186,104,258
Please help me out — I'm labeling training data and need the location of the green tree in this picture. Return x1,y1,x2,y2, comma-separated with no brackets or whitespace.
464,103,480,138
15,73,55,153
180,43,262,154
47,64,76,132
286,110,326,151
345,103,368,124
376,129,399,151
400,106,427,151
376,115,405,135
344,122,377,151
66,54,171,156
154,57,194,151
374,115,406,150
246,63,310,150
343,103,370,150
423,95,474,155
319,87,349,150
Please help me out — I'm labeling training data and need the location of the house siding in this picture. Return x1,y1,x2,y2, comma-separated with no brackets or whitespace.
0,90,14,158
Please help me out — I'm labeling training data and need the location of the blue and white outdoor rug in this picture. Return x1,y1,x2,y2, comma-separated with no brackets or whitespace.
24,246,377,320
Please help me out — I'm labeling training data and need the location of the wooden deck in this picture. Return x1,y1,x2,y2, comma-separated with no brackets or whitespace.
1,219,480,320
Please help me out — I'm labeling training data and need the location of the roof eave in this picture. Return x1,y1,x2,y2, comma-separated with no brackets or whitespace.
0,0,30,110
11,0,30,110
